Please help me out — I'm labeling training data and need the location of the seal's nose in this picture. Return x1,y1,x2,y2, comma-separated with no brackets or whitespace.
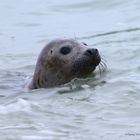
84,48,98,57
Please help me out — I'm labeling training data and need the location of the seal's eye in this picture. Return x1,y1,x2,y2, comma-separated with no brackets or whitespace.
60,46,71,55
82,42,87,46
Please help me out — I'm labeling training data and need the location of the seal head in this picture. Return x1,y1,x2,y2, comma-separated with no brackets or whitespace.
29,39,101,89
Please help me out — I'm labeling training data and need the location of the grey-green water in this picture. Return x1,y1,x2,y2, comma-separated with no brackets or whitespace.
0,0,140,140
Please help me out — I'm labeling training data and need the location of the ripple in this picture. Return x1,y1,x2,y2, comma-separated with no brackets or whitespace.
79,27,140,39
15,23,41,27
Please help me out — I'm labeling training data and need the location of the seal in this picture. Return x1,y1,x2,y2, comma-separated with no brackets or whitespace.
28,39,101,89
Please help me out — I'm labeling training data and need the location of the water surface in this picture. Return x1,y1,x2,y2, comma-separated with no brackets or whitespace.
0,0,140,140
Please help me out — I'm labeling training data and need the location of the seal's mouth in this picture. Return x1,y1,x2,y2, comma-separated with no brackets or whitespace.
91,54,101,66
83,48,101,68
84,48,101,66
72,48,101,77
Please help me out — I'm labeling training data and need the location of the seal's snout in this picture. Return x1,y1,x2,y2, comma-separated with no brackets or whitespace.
84,48,98,57
84,48,101,66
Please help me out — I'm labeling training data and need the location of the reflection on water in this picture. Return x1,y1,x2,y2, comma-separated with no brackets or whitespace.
0,0,140,139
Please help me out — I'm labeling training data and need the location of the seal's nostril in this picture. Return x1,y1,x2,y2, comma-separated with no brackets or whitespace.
85,48,98,56
86,50,93,55
95,49,98,53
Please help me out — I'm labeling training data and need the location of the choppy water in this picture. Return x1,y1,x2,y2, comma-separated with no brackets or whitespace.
0,0,140,140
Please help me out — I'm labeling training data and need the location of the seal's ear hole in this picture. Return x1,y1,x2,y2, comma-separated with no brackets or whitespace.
82,42,88,46
50,50,53,54
60,46,71,55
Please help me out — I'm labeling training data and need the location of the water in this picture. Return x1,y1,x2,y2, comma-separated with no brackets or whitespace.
0,0,140,140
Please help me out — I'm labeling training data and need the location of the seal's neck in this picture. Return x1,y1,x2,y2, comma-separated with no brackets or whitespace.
29,66,47,89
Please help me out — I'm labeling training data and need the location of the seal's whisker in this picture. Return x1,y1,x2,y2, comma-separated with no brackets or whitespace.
100,56,107,68
98,64,102,76
101,60,107,69
97,60,107,76
101,56,107,62
99,63,103,71
100,53,106,58
100,62,105,69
